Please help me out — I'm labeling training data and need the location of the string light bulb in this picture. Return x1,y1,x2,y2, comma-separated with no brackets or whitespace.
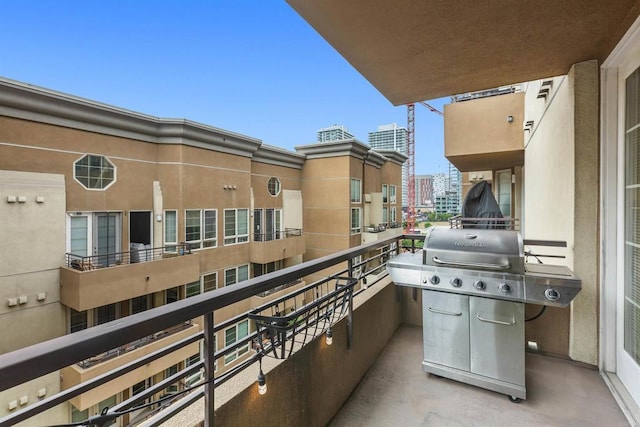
326,328,333,346
257,356,267,395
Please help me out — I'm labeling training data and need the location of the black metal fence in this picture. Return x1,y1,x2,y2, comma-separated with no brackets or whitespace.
65,243,192,270
0,235,416,427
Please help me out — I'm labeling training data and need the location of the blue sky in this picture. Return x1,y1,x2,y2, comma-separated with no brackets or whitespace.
1,1,449,175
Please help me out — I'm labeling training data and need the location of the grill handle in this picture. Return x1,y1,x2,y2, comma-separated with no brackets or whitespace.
428,307,462,316
476,314,516,326
431,257,511,271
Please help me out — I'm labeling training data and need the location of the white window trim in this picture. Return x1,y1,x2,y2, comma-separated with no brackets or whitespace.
73,154,117,191
164,210,178,250
351,207,362,234
224,208,249,245
202,271,218,292
390,185,397,204
351,178,362,203
224,320,250,365
382,184,389,203
224,264,249,286
184,209,218,250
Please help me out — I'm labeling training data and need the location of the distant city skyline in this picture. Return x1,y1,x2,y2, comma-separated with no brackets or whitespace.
0,1,448,175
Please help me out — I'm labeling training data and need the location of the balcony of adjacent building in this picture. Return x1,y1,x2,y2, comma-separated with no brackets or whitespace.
0,235,633,427
444,90,525,173
249,228,305,264
60,244,201,312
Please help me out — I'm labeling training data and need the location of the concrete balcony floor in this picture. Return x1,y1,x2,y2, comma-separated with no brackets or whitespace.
330,325,629,427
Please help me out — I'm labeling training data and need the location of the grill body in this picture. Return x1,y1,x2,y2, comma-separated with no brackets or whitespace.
387,226,581,401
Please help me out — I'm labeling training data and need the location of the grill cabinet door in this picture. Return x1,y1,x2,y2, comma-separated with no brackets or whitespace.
423,290,470,371
469,297,524,386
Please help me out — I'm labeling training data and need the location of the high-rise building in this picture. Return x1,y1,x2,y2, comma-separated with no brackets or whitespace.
448,163,462,214
317,124,354,142
415,174,434,209
368,123,408,207
432,172,448,197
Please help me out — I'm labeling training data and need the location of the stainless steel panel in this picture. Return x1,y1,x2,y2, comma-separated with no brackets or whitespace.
423,290,470,372
524,264,582,306
469,297,525,387
387,252,423,289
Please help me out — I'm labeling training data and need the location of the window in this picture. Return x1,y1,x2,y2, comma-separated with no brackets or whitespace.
165,364,179,394
185,209,217,249
132,379,148,397
164,210,177,251
351,178,361,203
382,184,389,203
202,272,217,292
131,296,150,314
382,207,389,225
74,154,116,190
253,260,283,276
185,353,203,386
166,287,180,304
203,210,217,247
351,208,361,234
185,281,201,298
496,170,512,216
71,405,88,423
70,309,87,333
224,320,250,364
390,186,397,204
390,206,397,223
225,265,249,286
624,66,640,366
67,212,121,266
95,303,116,325
267,177,281,196
224,209,249,244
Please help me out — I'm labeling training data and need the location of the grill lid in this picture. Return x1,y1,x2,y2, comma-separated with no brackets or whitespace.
423,227,524,274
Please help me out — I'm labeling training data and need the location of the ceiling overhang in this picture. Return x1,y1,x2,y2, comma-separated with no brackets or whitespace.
287,0,640,104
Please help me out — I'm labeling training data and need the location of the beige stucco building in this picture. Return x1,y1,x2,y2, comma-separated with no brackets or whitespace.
0,78,404,425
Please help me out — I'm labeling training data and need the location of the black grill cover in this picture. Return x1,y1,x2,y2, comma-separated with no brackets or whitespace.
461,180,504,229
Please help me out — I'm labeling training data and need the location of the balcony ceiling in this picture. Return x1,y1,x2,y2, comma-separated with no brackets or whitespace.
287,0,639,104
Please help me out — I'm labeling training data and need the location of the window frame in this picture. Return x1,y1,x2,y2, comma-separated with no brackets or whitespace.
267,177,281,197
390,185,397,204
224,319,250,365
73,154,117,191
351,207,362,234
164,210,178,251
224,264,249,286
202,271,218,292
184,209,217,250
351,178,362,203
382,184,389,203
224,208,249,245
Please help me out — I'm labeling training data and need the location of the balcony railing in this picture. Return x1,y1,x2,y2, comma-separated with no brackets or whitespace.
0,235,408,427
65,243,192,271
76,320,195,369
252,228,302,242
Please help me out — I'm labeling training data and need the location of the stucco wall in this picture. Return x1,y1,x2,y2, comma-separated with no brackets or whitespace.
523,61,599,364
214,278,402,427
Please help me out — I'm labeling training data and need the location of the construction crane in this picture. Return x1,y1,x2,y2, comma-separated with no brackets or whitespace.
405,101,443,233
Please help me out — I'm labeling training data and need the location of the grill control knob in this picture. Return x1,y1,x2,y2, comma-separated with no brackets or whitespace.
473,280,486,291
429,275,440,285
545,288,560,301
498,283,511,294
450,278,462,287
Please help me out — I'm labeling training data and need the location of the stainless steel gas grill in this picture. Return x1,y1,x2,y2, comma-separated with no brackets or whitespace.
387,225,581,402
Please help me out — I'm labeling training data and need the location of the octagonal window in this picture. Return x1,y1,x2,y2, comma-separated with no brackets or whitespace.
267,177,281,196
74,155,116,190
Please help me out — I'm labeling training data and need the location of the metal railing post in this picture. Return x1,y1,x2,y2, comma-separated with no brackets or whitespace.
347,288,353,350
204,311,215,426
